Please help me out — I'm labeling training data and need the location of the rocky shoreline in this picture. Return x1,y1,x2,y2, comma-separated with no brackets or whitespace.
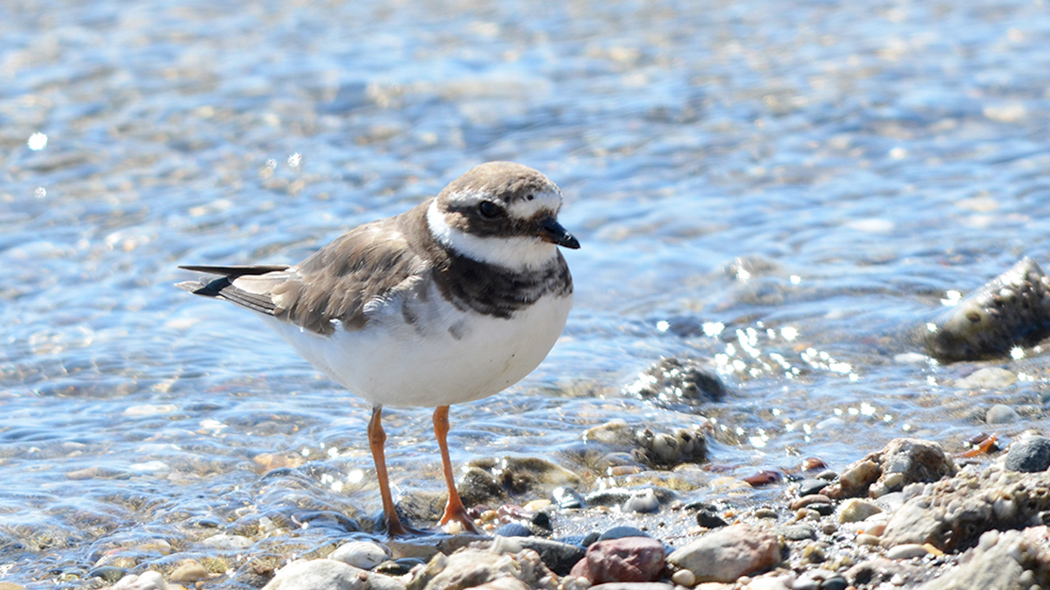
86,431,1050,590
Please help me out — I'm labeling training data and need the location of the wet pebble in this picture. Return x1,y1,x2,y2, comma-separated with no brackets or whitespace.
263,559,404,590
88,566,128,583
837,498,882,523
492,535,586,576
599,525,650,541
789,494,832,510
569,536,666,584
954,367,1018,389
168,560,208,583
112,571,166,590
329,540,391,570
885,543,930,560
552,486,585,509
373,558,424,576
201,534,252,550
667,524,779,583
797,478,830,497
781,524,817,541
695,508,728,528
985,404,1019,425
622,489,660,513
1004,435,1050,473
495,522,533,537
670,569,695,587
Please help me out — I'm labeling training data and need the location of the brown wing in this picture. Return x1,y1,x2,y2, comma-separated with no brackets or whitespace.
178,203,433,335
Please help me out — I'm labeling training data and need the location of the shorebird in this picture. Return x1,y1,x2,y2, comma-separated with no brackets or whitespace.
178,161,578,535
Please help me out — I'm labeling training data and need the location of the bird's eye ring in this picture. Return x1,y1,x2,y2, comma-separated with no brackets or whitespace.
478,201,502,219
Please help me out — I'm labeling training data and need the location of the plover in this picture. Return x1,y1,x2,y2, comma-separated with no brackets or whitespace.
177,161,578,536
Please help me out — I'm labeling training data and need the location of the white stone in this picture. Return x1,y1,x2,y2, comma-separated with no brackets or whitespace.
330,541,391,570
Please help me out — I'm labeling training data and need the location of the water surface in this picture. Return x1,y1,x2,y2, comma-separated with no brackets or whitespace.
3,0,1050,585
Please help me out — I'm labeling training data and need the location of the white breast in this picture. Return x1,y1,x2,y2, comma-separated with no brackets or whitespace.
261,286,573,408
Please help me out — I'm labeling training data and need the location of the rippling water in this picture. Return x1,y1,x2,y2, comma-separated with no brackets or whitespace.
4,0,1050,585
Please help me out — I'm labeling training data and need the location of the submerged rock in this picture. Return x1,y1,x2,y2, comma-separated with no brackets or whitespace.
624,357,727,406
925,257,1050,362
580,419,707,470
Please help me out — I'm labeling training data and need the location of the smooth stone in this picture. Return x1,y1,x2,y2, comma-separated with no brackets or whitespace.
954,368,1017,389
837,499,883,523
530,511,552,531
569,537,666,584
88,566,129,583
329,541,392,570
780,524,817,541
588,579,676,583
202,534,253,550
667,524,779,583
985,404,1019,425
495,522,533,537
553,486,585,509
263,558,404,590
1004,435,1050,472
168,561,209,583
112,572,167,590
885,543,930,560
696,509,728,528
622,489,660,514
670,568,696,586
491,535,586,576
797,479,830,497
599,526,651,540
820,576,849,590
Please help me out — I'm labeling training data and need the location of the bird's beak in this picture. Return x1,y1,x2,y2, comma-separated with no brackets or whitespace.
538,217,581,249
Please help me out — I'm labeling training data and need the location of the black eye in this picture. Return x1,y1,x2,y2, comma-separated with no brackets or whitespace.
478,201,502,219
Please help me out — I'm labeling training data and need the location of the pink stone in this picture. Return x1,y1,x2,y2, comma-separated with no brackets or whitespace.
569,537,666,584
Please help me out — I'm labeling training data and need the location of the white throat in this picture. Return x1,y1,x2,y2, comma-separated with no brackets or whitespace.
426,200,558,270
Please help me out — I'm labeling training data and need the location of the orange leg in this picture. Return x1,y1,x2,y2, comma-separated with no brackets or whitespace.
434,405,478,533
368,406,409,537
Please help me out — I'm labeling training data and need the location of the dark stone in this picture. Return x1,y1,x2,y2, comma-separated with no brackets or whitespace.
696,509,728,528
625,356,728,404
492,536,586,576
495,522,532,537
1004,436,1050,472
459,466,510,506
810,503,835,516
530,511,552,531
820,575,850,590
88,566,128,583
582,531,601,546
599,525,651,541
798,478,831,497
372,558,425,576
925,257,1050,362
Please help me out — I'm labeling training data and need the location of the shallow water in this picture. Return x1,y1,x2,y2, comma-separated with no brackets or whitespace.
3,0,1050,585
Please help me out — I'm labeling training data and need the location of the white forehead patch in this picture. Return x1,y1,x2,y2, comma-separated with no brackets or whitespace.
506,188,562,220
426,200,559,270
446,187,562,220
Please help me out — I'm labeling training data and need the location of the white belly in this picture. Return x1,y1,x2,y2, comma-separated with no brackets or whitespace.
261,291,572,407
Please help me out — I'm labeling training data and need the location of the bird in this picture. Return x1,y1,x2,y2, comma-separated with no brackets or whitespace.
177,161,578,536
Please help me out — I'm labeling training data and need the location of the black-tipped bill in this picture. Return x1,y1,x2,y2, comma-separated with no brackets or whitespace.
538,217,581,249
